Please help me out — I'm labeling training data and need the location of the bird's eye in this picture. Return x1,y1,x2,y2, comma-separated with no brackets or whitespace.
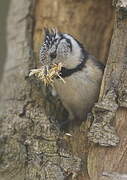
50,52,57,59
54,39,58,43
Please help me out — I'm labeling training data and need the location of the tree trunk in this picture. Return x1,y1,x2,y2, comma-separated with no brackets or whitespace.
0,0,127,180
88,1,127,179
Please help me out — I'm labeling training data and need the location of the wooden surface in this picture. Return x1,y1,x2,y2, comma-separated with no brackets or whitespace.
1,0,127,180
88,2,127,179
33,0,114,65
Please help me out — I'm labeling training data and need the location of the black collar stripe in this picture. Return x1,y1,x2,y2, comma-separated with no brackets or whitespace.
57,58,87,78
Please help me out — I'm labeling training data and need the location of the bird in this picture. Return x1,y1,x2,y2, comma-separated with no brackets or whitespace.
40,28,104,125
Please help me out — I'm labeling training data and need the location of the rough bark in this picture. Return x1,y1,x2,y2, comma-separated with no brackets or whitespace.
1,0,127,180
88,1,127,179
0,0,81,179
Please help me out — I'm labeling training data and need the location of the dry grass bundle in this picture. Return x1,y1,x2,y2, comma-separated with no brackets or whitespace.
29,63,65,86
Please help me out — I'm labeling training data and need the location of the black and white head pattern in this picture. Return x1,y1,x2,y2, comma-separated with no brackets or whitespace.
40,28,72,66
40,28,90,70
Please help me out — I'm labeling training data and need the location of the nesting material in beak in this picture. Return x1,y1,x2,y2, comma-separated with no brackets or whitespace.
29,63,65,86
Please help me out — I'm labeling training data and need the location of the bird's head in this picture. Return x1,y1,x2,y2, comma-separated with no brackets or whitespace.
40,28,87,69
